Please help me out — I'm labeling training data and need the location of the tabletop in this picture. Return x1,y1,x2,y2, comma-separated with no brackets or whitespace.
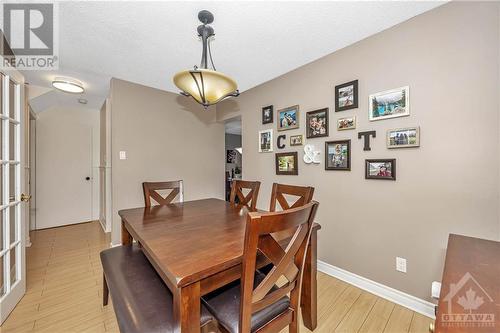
119,198,257,287
435,234,500,333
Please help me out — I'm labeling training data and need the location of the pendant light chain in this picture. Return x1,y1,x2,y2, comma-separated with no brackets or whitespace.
208,37,217,71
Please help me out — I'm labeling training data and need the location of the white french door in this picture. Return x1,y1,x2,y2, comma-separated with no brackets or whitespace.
0,66,26,324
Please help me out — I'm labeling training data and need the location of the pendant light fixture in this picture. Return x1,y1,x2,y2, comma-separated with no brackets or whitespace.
173,10,239,108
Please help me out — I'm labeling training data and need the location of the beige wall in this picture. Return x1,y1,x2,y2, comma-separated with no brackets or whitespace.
217,2,500,301
110,78,225,245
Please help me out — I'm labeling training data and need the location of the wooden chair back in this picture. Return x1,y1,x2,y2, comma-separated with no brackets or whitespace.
229,180,261,211
269,183,315,212
142,180,183,207
240,201,319,333
225,171,231,201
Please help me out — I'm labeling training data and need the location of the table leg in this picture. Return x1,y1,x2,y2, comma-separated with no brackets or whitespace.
173,282,201,333
121,221,132,245
301,229,317,330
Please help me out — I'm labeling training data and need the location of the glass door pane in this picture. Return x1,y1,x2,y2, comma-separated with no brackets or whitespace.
9,206,17,245
0,256,4,297
0,210,3,251
9,122,15,161
9,164,16,203
8,80,15,120
10,246,17,285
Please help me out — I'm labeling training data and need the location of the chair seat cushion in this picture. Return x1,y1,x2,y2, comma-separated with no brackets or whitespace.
100,244,213,333
202,271,290,333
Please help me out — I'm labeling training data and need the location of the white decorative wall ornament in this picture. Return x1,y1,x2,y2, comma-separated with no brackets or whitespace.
303,144,321,164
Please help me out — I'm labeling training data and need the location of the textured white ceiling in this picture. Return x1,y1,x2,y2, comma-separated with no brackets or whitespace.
23,1,445,112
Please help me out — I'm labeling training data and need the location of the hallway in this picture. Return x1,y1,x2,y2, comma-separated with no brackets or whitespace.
2,222,118,332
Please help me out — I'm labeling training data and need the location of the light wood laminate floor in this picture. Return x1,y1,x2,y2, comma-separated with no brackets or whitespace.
1,221,434,332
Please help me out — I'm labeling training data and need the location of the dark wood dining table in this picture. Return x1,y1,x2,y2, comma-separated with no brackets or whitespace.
434,234,500,333
119,198,321,333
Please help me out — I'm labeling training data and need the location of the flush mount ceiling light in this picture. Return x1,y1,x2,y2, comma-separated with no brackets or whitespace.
173,10,239,109
52,77,84,94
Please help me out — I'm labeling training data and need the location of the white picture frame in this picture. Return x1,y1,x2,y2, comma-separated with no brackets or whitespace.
337,116,356,131
369,86,410,121
258,129,273,153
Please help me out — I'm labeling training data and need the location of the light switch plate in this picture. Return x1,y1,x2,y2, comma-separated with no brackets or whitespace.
396,257,407,273
119,151,127,160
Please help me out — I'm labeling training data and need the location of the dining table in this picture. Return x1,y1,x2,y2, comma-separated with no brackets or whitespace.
118,198,321,333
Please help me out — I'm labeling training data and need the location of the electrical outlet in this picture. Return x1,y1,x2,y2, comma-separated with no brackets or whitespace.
396,257,407,273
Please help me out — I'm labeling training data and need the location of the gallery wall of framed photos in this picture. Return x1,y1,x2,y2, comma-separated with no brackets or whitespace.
215,2,499,303
257,83,415,180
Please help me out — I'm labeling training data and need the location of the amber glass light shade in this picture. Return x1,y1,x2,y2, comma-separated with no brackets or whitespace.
173,68,238,108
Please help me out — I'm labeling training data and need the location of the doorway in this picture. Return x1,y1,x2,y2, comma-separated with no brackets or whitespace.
28,108,36,235
224,116,242,201
34,107,100,230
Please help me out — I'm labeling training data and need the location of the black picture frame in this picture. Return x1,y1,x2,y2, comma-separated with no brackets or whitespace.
335,80,358,112
226,150,236,163
275,152,298,175
325,140,351,171
262,105,273,124
365,159,396,180
306,108,329,139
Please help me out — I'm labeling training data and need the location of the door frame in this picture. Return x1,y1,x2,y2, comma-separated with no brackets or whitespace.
26,105,37,245
0,61,26,324
99,98,112,233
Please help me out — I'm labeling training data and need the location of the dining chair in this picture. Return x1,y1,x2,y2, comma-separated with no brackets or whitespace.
269,183,315,212
229,180,261,211
226,171,232,201
142,180,183,207
202,201,319,333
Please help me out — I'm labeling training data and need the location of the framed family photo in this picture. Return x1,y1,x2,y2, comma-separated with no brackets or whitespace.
275,152,298,175
258,129,273,152
369,86,409,121
277,105,299,131
306,108,329,138
337,116,356,131
365,159,396,180
290,135,303,146
262,105,273,124
335,80,358,112
387,127,420,148
325,140,351,171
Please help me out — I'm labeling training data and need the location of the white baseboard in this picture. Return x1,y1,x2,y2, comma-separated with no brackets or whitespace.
317,260,436,319
99,218,111,233
110,239,137,248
